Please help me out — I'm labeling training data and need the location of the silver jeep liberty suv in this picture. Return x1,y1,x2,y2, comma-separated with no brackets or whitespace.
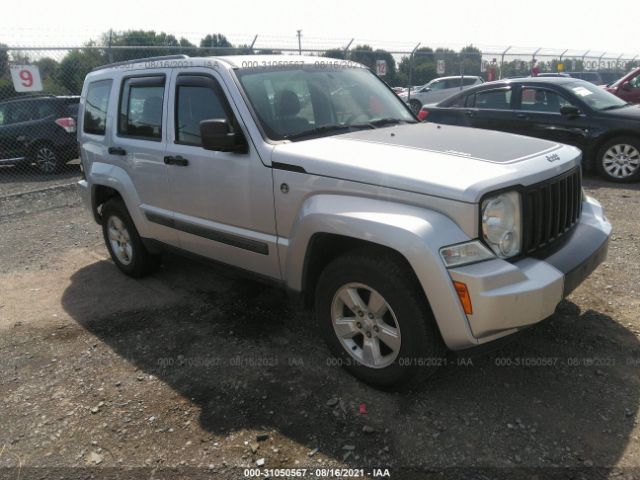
77,55,611,388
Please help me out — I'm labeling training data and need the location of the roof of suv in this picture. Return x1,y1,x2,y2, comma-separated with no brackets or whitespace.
91,54,366,74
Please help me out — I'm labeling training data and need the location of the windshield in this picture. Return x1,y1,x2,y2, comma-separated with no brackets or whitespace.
566,81,628,110
236,64,415,141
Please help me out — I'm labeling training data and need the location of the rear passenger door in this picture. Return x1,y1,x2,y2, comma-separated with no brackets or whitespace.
464,86,517,132
110,72,179,246
163,70,279,280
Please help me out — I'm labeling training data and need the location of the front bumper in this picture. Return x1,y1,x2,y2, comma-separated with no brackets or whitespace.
447,196,611,344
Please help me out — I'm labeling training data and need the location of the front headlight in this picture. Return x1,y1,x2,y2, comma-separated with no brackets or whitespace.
481,191,522,258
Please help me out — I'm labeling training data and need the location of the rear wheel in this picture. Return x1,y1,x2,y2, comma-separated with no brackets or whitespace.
315,249,445,389
596,137,640,182
32,144,59,174
101,198,161,278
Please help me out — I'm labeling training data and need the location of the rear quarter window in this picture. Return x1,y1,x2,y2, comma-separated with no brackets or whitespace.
84,79,113,135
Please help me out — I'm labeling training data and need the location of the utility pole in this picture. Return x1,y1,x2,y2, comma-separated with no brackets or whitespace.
108,29,113,63
297,30,302,55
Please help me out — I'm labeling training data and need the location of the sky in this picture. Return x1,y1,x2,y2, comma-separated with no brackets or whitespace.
1,0,637,57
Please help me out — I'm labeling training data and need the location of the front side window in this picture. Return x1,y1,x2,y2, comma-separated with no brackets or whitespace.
520,88,574,113
473,89,512,110
176,84,229,145
84,79,112,135
119,76,165,140
236,65,414,141
628,75,640,89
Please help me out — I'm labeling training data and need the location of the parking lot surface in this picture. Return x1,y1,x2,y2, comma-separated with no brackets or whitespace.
0,176,639,479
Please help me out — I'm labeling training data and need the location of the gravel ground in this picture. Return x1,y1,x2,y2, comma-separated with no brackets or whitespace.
0,162,80,196
0,175,639,480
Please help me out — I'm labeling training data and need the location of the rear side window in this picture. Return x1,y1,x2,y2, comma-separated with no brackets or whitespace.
118,76,165,140
36,102,56,119
84,80,113,135
473,89,512,110
176,85,228,145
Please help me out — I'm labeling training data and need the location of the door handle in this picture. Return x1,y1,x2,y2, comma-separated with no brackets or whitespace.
464,110,474,117
516,113,528,119
164,155,189,166
108,146,127,155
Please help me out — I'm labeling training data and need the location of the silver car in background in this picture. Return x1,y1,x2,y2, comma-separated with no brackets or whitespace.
400,75,484,113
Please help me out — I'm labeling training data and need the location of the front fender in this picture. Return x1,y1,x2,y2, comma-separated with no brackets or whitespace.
281,194,479,349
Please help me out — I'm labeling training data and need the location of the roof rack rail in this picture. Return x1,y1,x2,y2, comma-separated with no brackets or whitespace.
92,54,190,72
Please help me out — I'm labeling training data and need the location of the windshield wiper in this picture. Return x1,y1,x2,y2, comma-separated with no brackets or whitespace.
369,118,417,127
284,123,374,140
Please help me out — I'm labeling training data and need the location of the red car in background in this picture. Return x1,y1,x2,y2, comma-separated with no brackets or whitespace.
606,68,640,103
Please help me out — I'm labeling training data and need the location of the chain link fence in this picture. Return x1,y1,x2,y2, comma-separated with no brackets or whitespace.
1,31,638,192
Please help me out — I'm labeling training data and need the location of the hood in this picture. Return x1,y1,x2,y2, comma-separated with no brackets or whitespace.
271,123,581,203
601,103,640,121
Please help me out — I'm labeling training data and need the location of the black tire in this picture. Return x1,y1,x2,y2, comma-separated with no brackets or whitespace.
408,99,422,115
315,248,445,390
596,137,640,183
101,198,161,278
30,144,60,174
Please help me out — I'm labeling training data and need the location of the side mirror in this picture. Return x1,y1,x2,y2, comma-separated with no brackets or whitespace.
560,105,580,117
200,119,248,153
621,82,632,91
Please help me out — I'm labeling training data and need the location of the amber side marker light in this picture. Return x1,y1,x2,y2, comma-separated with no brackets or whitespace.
453,281,473,315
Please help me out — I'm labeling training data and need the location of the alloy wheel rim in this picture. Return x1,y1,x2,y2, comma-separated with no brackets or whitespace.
107,216,133,265
36,147,57,173
331,283,401,369
603,144,640,179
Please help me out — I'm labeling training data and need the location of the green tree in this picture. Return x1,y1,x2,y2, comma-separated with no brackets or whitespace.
348,45,398,85
199,34,235,56
460,45,482,76
104,30,190,62
0,43,8,76
323,48,346,60
434,48,460,76
56,47,105,94
400,47,436,86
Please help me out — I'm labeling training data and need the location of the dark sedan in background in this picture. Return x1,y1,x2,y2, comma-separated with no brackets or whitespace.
419,77,640,182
